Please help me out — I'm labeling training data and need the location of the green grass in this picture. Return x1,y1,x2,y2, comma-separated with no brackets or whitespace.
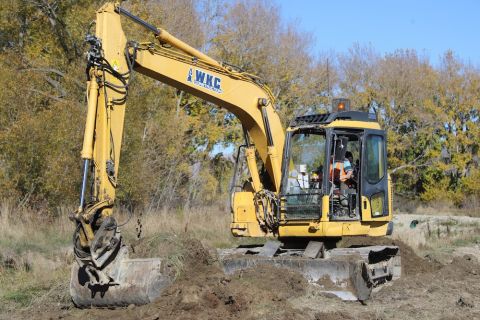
452,234,480,247
3,286,43,308
3,291,33,308
0,266,71,312
438,219,458,227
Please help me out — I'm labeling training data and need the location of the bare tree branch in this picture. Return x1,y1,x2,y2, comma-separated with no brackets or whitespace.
390,151,428,174
28,89,81,106
44,76,66,97
390,163,429,174
31,0,80,61
22,67,84,88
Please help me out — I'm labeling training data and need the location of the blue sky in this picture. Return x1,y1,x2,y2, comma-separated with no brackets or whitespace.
276,0,480,66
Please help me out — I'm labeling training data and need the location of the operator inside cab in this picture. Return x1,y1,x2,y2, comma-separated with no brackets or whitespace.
329,151,353,190
344,151,358,188
329,144,354,208
329,139,353,190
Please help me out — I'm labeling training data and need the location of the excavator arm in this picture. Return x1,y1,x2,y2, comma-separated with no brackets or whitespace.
74,3,285,236
70,2,284,306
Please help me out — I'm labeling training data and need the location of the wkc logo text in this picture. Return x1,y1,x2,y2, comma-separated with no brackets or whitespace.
187,68,222,93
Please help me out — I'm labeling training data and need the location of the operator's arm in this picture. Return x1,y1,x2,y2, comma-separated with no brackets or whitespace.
343,160,353,179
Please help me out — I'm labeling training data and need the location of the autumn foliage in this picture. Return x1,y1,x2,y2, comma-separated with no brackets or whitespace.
0,0,478,212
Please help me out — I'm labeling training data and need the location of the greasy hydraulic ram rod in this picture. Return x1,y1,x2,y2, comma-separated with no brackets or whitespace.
114,5,221,68
115,6,160,35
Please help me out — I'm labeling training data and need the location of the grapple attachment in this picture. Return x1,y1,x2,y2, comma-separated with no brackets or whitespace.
70,246,173,307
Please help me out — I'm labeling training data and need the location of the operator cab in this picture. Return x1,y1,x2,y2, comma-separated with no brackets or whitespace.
280,99,388,222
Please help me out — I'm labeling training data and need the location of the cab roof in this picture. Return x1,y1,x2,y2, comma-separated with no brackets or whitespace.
289,111,377,128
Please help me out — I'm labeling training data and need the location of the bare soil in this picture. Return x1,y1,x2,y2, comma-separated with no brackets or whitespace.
4,235,480,320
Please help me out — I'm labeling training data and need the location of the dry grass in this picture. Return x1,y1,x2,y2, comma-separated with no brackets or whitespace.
392,213,480,260
0,201,73,312
392,197,480,259
121,205,239,250
395,195,480,217
0,202,251,313
412,205,480,217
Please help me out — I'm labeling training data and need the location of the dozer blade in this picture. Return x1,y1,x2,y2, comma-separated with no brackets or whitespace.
218,242,401,301
70,246,173,307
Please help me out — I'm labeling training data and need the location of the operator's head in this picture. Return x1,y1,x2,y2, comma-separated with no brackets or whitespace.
345,151,353,163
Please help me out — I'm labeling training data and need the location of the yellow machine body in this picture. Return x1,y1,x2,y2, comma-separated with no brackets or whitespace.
230,119,393,238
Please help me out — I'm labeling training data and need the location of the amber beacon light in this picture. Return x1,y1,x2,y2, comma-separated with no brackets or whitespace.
333,98,350,112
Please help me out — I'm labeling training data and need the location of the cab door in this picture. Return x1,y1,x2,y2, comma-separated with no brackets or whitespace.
360,130,388,219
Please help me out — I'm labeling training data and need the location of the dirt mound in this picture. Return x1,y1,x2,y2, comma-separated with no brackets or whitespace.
339,236,440,275
178,237,216,271
76,238,311,320
149,265,307,320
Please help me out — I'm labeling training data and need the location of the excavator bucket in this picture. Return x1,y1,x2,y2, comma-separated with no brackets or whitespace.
70,244,173,307
218,241,401,301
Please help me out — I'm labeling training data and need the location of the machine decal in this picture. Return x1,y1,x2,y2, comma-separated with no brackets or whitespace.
187,68,222,93
111,59,120,71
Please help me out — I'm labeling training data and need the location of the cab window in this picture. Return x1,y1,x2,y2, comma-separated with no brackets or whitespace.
366,135,385,183
286,131,326,194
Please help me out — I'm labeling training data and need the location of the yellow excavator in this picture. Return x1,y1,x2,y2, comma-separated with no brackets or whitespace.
70,2,400,307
